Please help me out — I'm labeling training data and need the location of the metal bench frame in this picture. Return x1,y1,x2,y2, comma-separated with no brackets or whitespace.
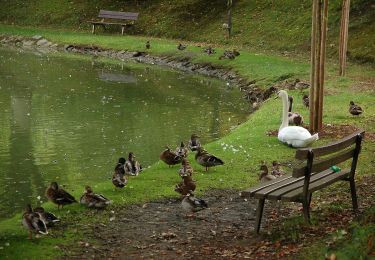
240,130,364,233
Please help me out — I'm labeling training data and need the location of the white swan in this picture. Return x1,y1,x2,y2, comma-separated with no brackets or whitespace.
278,90,319,148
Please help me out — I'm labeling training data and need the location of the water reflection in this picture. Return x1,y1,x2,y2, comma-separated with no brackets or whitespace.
0,48,248,220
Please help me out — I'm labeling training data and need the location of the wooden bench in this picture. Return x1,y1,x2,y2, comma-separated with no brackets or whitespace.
89,10,139,35
240,130,364,233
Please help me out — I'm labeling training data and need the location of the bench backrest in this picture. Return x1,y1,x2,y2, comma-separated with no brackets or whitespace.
293,130,364,178
98,10,139,21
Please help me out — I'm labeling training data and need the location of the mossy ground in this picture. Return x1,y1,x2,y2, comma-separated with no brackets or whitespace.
0,25,374,259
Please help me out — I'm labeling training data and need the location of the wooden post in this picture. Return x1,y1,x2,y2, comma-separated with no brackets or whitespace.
92,24,96,34
227,0,233,38
339,0,350,76
310,0,328,133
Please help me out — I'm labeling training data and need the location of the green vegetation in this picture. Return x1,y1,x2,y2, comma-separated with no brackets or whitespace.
0,0,374,63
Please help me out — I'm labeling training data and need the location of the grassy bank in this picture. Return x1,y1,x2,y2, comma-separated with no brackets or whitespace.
0,26,374,259
0,0,374,64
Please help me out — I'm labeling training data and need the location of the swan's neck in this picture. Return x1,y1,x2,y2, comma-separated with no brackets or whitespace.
280,94,289,131
288,98,292,112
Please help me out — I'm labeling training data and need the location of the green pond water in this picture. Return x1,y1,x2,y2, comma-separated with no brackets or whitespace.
0,47,248,220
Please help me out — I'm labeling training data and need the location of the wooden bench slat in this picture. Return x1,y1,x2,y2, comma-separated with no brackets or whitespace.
293,147,355,178
295,130,364,159
240,174,295,197
266,169,348,200
90,21,134,26
281,169,350,201
98,10,139,20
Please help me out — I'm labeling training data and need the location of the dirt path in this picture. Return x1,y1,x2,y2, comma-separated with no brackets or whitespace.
60,175,375,259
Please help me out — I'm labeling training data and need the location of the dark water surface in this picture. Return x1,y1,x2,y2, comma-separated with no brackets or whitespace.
0,48,248,220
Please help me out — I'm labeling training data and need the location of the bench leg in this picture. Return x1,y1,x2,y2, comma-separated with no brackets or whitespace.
349,179,359,211
121,26,125,35
302,201,311,224
255,198,265,234
92,24,95,34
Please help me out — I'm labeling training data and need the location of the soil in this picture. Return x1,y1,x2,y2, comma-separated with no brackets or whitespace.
57,173,375,260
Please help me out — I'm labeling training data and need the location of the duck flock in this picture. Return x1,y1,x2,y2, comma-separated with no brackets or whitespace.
22,134,224,239
22,89,364,239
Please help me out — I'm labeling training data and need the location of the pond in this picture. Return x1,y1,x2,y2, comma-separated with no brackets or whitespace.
0,47,249,220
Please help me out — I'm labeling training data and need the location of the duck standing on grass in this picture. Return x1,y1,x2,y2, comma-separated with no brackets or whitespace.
178,158,194,177
181,192,208,217
22,204,48,240
46,182,77,209
302,94,309,108
288,96,304,126
271,161,284,177
80,186,112,209
175,174,196,196
112,157,128,188
349,101,363,116
176,142,188,158
195,147,224,171
188,134,201,151
146,41,150,49
160,146,182,167
177,43,187,50
33,207,60,227
125,152,142,176
259,164,276,183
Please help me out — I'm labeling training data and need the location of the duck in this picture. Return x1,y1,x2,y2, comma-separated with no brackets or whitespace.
160,146,182,167
302,94,309,108
259,164,277,183
271,161,284,177
277,90,319,148
80,186,112,209
124,152,142,176
22,204,48,240
295,79,310,90
288,96,304,126
203,46,215,55
175,171,196,196
219,50,236,60
195,147,224,171
177,43,187,51
145,40,150,49
112,157,128,188
175,142,188,158
33,207,60,227
178,158,194,177
349,101,363,116
188,134,201,151
45,182,77,209
181,192,208,216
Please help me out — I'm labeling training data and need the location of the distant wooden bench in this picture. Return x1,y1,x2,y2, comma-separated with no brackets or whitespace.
240,130,364,233
89,10,139,35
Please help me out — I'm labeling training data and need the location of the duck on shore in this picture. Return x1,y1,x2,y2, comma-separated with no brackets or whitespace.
33,207,60,227
80,186,112,209
195,147,224,171
188,134,201,151
160,146,182,167
125,152,142,176
349,101,363,116
22,204,48,240
181,192,208,217
176,142,188,158
45,182,77,209
112,157,128,188
288,96,304,126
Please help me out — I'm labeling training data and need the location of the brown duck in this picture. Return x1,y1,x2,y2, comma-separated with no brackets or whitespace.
188,134,201,151
178,158,194,177
259,164,276,183
175,175,196,196
175,142,188,158
80,186,112,209
302,94,309,108
160,146,182,167
349,101,363,116
124,152,142,176
46,182,77,209
112,157,128,188
195,147,224,171
288,96,304,126
22,204,48,240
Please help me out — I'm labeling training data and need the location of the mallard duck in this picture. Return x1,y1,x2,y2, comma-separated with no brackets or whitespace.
124,152,142,176
203,46,215,55
219,50,236,60
271,161,284,177
33,207,60,227
188,134,201,151
146,40,150,49
175,174,196,196
259,165,276,183
112,158,128,188
349,101,363,116
22,204,48,240
302,94,309,108
195,147,224,171
46,182,77,209
181,192,208,216
278,90,318,148
175,142,188,158
288,96,304,126
178,158,194,177
177,43,186,50
160,146,182,167
295,79,310,90
80,186,112,209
